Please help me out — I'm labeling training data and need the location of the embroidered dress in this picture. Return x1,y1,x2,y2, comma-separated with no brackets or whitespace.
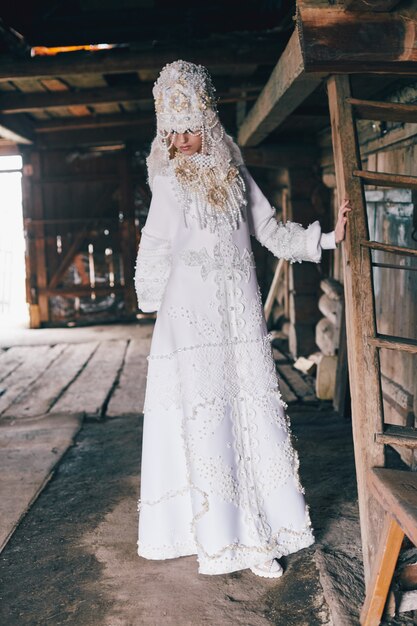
134,152,335,575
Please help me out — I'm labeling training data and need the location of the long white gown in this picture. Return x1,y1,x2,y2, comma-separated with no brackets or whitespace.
134,157,335,575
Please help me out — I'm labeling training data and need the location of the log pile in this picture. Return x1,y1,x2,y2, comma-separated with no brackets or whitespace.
315,278,344,400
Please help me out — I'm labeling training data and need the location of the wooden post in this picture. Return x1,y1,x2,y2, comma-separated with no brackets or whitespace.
22,150,49,325
119,148,138,316
327,74,385,585
287,167,323,357
282,188,290,319
333,302,350,418
264,258,285,323
20,150,36,326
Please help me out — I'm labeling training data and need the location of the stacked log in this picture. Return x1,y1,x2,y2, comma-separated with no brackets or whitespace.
315,278,344,400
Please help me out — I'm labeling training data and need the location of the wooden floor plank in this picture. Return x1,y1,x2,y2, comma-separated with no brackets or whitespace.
276,362,317,403
277,376,298,405
53,340,128,418
3,342,98,419
0,346,42,383
106,337,151,417
0,345,66,416
272,346,317,404
0,412,84,552
272,347,289,363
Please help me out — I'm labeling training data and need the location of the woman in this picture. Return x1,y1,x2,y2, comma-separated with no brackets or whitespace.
134,60,350,578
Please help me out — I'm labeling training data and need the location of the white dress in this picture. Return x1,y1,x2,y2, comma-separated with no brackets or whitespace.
134,157,335,575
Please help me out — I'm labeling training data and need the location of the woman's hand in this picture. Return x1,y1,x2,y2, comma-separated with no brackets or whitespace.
334,199,352,244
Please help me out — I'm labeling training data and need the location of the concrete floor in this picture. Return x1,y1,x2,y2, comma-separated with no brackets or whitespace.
0,414,331,626
0,323,415,625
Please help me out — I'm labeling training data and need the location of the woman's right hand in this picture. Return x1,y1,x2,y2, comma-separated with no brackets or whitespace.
335,199,352,244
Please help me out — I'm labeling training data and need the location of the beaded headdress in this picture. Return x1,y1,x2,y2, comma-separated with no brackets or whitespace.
146,60,247,232
152,59,218,136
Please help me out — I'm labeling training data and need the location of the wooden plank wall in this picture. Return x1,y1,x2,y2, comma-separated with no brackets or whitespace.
21,146,143,327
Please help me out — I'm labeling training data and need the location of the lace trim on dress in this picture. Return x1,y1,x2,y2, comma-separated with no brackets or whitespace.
140,325,314,572
138,497,314,575
134,231,172,312
261,220,309,264
257,219,325,264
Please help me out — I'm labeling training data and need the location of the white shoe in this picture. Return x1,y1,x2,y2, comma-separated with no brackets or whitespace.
250,558,284,579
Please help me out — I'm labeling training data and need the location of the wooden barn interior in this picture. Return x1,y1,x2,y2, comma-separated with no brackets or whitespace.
0,1,417,624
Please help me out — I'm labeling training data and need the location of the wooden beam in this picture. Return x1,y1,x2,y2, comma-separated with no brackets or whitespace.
36,124,152,149
354,169,417,190
264,258,285,323
347,98,417,124
327,74,385,585
360,514,404,626
369,334,417,353
0,85,148,113
118,149,138,315
34,113,153,133
0,43,283,83
344,0,401,11
20,148,38,326
241,143,318,168
238,29,326,147
298,7,417,74
376,425,417,449
0,142,20,155
30,151,50,322
0,113,33,143
0,81,263,114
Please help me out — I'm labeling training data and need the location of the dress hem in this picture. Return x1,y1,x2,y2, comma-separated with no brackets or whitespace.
137,533,315,576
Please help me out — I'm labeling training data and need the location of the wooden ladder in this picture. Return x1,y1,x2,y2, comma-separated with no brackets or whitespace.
327,76,417,623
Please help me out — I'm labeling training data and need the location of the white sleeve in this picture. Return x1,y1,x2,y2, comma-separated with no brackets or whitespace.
240,164,336,264
134,175,176,312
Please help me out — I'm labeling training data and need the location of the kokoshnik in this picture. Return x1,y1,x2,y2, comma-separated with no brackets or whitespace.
146,60,247,232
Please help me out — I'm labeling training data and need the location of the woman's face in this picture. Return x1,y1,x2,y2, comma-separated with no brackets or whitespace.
170,130,202,156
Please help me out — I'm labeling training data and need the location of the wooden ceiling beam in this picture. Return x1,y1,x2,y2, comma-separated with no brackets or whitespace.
0,80,263,113
34,113,154,133
0,113,33,143
298,6,417,74
0,42,283,82
238,6,417,147
36,124,152,149
0,85,150,113
237,29,327,147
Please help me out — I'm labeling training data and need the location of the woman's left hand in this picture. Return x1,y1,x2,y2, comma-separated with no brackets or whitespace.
335,198,352,244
